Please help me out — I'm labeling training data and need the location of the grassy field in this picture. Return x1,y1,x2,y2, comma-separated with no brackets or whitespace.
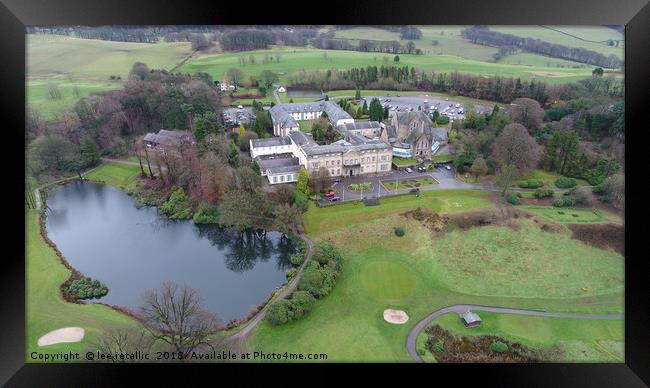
181,48,594,85
419,311,623,362
496,52,590,68
490,26,623,59
304,189,493,235
26,209,140,360
334,26,622,67
27,34,193,122
518,205,623,225
249,205,623,361
28,34,193,80
84,163,141,189
27,79,123,121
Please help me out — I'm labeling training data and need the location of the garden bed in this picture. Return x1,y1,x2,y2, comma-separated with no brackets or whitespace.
381,177,439,190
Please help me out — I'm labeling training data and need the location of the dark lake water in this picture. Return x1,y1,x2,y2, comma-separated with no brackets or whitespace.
45,181,297,323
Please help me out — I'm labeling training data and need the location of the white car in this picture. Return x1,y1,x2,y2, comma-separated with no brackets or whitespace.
405,168,413,173
445,165,452,171
237,105,244,109
455,104,461,108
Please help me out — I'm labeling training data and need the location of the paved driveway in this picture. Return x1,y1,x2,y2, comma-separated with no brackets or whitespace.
327,166,475,202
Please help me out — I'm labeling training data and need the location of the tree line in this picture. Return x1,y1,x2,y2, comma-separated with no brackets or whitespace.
461,26,622,69
311,38,422,55
287,65,623,105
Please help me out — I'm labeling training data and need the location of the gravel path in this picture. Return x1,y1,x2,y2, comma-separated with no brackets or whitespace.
405,304,623,362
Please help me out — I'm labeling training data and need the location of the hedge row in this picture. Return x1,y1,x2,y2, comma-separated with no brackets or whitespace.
553,198,577,207
555,177,577,189
518,179,543,189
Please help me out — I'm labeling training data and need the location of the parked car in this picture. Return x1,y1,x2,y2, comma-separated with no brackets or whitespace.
332,178,342,183
325,196,341,202
417,167,426,172
324,191,336,197
455,104,461,108
405,167,413,173
445,165,452,171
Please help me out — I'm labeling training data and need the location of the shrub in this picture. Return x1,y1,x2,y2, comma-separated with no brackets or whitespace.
289,291,316,319
533,188,554,199
192,202,219,224
433,340,445,353
289,253,305,266
394,227,406,237
161,187,194,219
299,261,338,298
507,192,521,205
571,186,593,205
490,341,508,353
518,179,543,189
285,268,297,281
552,198,577,207
555,177,577,189
68,277,109,300
265,299,293,326
313,242,343,267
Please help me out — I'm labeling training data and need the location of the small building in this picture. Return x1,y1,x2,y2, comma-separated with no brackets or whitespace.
277,86,286,93
460,310,482,328
143,129,195,151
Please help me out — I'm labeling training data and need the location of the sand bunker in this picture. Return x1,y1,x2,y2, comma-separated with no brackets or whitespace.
383,309,409,324
37,327,85,346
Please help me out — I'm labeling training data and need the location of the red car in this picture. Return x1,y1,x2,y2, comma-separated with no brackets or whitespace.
325,196,341,202
324,191,336,197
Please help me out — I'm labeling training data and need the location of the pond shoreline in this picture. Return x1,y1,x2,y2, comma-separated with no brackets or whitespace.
37,181,148,326
38,178,297,330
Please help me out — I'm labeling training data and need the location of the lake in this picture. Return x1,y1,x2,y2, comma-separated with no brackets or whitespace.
44,181,297,323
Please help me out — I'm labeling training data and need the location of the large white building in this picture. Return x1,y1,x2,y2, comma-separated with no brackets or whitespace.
269,101,355,137
251,118,392,185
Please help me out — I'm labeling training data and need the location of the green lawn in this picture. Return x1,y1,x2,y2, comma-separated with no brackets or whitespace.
505,169,590,187
490,26,624,59
298,119,318,133
27,79,123,121
380,177,439,190
518,205,623,225
304,189,493,235
420,311,623,362
85,163,141,189
392,158,418,167
181,47,595,85
26,209,140,361
496,52,590,68
249,208,623,361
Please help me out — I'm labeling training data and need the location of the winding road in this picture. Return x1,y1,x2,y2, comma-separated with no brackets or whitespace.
405,304,624,362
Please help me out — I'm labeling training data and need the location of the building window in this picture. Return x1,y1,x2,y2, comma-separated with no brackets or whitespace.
337,160,340,165
372,156,376,161
281,175,285,182
273,176,278,183
337,169,340,175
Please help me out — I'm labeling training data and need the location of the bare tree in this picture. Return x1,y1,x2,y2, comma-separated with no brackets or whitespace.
508,98,544,130
492,123,540,173
140,281,222,358
87,326,155,363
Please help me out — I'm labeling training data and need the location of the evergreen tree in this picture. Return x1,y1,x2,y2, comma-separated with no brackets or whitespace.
297,167,310,195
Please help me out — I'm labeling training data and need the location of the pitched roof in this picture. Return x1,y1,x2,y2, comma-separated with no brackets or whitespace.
461,311,482,324
143,130,195,147
270,102,352,127
251,137,292,148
